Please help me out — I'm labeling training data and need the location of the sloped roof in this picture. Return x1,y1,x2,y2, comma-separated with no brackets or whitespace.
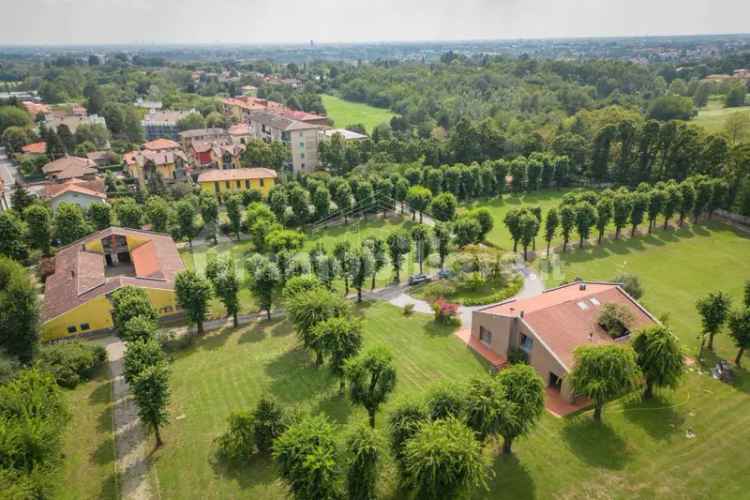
481,282,658,370
44,178,106,199
42,227,185,323
143,138,181,151
125,149,187,167
247,110,319,132
46,182,107,201
42,156,98,180
228,123,251,136
197,167,277,182
178,128,227,139
22,142,47,154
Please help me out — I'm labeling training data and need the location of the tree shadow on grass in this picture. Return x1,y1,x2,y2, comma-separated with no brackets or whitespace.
89,377,112,405
621,393,685,441
92,431,116,466
210,453,279,492
265,348,335,406
98,473,120,500
97,397,114,433
422,320,457,338
562,417,631,470
198,326,237,351
315,389,353,424
481,452,536,500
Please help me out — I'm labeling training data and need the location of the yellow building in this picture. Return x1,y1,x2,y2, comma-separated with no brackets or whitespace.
124,148,189,188
197,167,278,198
41,227,186,341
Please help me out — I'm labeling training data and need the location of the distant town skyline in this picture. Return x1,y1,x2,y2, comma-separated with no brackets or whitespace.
1,0,749,46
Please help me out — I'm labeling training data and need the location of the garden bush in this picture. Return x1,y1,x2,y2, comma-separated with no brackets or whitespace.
36,342,107,388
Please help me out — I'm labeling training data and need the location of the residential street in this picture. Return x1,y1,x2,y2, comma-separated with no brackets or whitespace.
0,146,17,207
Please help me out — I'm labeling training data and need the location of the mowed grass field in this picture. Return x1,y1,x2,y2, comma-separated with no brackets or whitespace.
144,301,750,499
321,94,396,133
692,96,750,136
540,221,750,360
60,366,119,500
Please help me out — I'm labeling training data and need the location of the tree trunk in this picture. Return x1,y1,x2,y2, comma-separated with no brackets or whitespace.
563,238,568,253
579,235,584,249
697,335,705,361
357,288,362,303
371,273,377,291
419,212,423,224
664,218,669,230
197,320,204,335
266,308,272,321
344,277,350,296
419,258,423,274
615,227,621,240
736,347,745,367
643,380,654,400
708,331,716,351
631,225,636,237
395,267,400,283
154,424,163,448
368,410,376,428
523,246,528,261
546,241,551,257
315,350,323,366
593,404,603,422
513,239,518,253
598,230,603,244
339,378,346,395
400,201,404,214
502,436,513,455
233,311,238,328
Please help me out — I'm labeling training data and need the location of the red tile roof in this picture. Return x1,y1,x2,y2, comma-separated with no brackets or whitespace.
143,138,181,151
45,181,107,201
44,178,106,199
197,167,277,183
481,282,658,370
228,123,251,136
42,156,98,180
42,227,185,323
22,101,50,116
22,142,47,155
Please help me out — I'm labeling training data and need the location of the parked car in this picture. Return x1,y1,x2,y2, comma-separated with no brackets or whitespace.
408,273,431,286
437,269,452,279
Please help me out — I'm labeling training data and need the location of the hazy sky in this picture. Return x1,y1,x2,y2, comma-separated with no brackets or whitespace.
1,0,749,45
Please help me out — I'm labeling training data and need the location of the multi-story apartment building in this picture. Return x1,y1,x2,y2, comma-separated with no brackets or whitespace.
246,110,322,173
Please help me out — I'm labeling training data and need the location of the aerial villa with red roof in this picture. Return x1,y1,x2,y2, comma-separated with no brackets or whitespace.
40,227,185,341
468,281,659,405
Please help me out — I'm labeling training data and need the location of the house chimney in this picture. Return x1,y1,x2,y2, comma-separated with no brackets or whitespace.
579,283,587,291
520,310,524,318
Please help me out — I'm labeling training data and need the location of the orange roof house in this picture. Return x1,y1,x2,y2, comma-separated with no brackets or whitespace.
124,149,188,187
21,142,47,155
43,178,107,211
42,156,98,181
197,167,277,198
143,138,181,152
41,227,185,341
469,281,658,404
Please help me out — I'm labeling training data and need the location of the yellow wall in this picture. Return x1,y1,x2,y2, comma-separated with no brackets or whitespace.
41,287,178,341
199,176,275,197
84,238,104,253
128,162,176,188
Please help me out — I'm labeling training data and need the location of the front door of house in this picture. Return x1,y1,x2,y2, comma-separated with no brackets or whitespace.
549,372,562,391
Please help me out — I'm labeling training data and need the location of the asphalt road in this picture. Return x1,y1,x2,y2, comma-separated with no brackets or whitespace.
0,147,17,208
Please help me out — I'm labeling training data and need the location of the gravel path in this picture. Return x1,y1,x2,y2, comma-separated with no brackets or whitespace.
103,337,154,500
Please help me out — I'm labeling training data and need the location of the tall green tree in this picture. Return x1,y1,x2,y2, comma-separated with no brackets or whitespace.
110,286,159,334
345,347,397,427
206,257,241,327
595,198,612,244
286,287,349,365
175,270,213,335
403,417,487,500
574,201,597,248
175,199,198,247
612,192,631,239
346,425,381,500
518,212,539,261
558,205,576,252
123,338,165,384
386,230,411,283
430,192,457,222
145,196,170,233
632,326,685,399
89,203,112,231
317,317,363,393
544,208,559,256
406,185,432,223
115,198,143,229
246,254,281,321
696,291,732,356
132,362,170,448
496,364,545,454
629,192,648,237
729,308,750,367
464,376,514,442
0,257,39,363
23,204,52,255
54,203,92,246
273,415,339,500
225,193,243,240
363,237,387,290
433,223,451,270
647,189,666,233
349,246,375,302
199,193,219,244
569,345,641,422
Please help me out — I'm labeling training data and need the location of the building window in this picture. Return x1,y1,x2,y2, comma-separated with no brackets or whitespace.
236,181,241,189
245,180,250,189
479,326,492,345
80,323,90,331
520,333,534,353
225,181,231,189
300,153,305,159
67,325,77,334
260,179,264,187
300,142,305,148
214,183,220,194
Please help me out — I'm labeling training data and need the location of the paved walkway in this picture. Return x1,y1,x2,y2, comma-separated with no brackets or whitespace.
100,337,154,500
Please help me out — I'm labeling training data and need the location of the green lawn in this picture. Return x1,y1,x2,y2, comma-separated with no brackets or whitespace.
692,96,750,136
321,94,396,133
462,189,576,250
150,302,488,499
60,366,118,500
539,221,750,359
135,300,750,499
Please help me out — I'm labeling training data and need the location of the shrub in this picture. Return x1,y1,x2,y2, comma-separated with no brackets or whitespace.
507,347,529,365
613,273,644,299
597,303,635,339
403,303,415,316
215,411,256,462
418,281,457,301
432,297,460,325
252,397,287,454
463,271,486,291
36,342,107,388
